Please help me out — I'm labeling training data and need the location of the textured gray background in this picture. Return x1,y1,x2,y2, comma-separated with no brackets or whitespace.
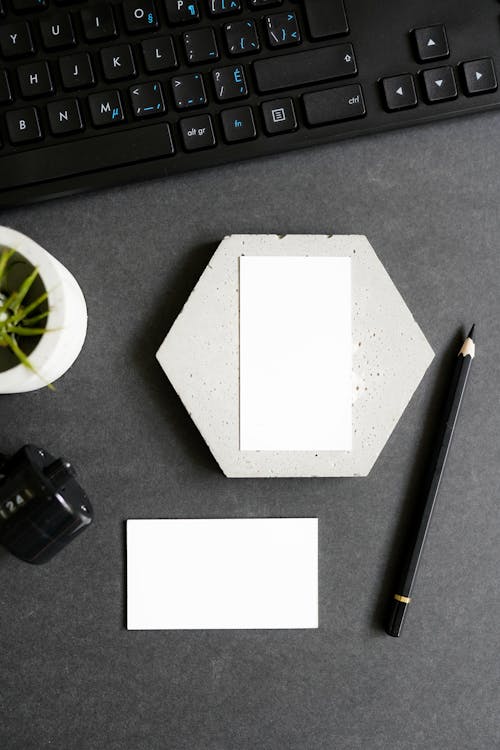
0,111,499,750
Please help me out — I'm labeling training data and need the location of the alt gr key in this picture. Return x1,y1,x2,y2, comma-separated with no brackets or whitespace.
180,113,216,150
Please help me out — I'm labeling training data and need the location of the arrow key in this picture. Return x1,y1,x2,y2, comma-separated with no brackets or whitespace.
129,81,166,118
422,66,457,103
381,74,417,111
461,58,497,96
413,25,449,62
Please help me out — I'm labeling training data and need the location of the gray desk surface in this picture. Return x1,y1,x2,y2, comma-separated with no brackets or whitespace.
1,112,499,750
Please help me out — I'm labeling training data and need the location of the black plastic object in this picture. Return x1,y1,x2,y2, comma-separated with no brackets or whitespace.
0,445,93,564
1,0,500,207
386,598,409,638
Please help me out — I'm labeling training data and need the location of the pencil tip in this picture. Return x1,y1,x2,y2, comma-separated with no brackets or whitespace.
467,324,475,340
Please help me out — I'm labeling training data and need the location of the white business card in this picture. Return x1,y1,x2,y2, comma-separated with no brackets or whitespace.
127,518,318,630
239,255,352,451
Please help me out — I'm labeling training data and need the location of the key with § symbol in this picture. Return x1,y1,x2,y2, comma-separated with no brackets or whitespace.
129,81,166,118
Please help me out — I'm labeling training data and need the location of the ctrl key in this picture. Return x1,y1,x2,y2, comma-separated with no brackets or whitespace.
180,114,216,151
303,84,365,126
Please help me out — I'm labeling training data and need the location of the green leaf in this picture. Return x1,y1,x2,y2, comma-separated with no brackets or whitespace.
9,266,39,313
10,291,48,323
6,333,37,372
0,291,17,316
21,311,50,325
0,249,15,287
6,333,55,390
8,326,50,336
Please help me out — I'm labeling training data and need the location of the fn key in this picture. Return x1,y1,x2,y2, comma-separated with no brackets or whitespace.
304,84,365,126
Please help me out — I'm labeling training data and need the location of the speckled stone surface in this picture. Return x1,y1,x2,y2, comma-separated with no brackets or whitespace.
157,234,434,477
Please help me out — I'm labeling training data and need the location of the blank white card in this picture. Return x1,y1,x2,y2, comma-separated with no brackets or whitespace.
239,256,352,451
127,518,318,630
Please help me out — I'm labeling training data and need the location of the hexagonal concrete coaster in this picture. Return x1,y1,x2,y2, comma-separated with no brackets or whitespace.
156,235,434,477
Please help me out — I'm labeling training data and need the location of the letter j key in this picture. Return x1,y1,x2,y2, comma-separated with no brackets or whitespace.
59,52,95,90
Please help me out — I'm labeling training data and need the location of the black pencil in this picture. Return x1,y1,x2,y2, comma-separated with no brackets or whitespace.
386,325,476,637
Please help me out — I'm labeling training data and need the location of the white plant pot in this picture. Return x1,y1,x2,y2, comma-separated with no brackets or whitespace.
0,226,87,393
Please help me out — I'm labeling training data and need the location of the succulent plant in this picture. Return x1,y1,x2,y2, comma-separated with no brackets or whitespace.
0,248,51,384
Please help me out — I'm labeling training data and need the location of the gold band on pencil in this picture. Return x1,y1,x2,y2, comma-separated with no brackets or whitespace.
394,594,411,604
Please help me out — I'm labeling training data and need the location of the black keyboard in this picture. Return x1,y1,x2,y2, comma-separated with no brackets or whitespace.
1,0,500,206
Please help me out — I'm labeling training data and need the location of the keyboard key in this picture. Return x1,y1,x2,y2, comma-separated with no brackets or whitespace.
47,98,83,135
421,66,457,103
100,44,136,81
212,64,247,101
88,90,124,126
221,105,256,141
123,0,158,32
248,0,283,6
413,25,449,63
0,70,12,104
381,74,417,111
261,97,296,134
303,0,348,39
165,0,199,23
0,124,174,191
142,36,177,72
183,27,219,64
225,19,260,55
40,13,76,50
208,0,240,16
0,22,34,59
254,44,356,93
180,113,216,150
171,72,206,109
265,12,300,47
18,60,54,98
130,81,165,117
304,84,365,126
59,52,95,89
462,58,497,95
6,106,42,144
12,0,47,11
81,5,117,41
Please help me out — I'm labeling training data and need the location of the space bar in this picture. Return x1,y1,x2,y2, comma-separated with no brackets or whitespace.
0,123,174,191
